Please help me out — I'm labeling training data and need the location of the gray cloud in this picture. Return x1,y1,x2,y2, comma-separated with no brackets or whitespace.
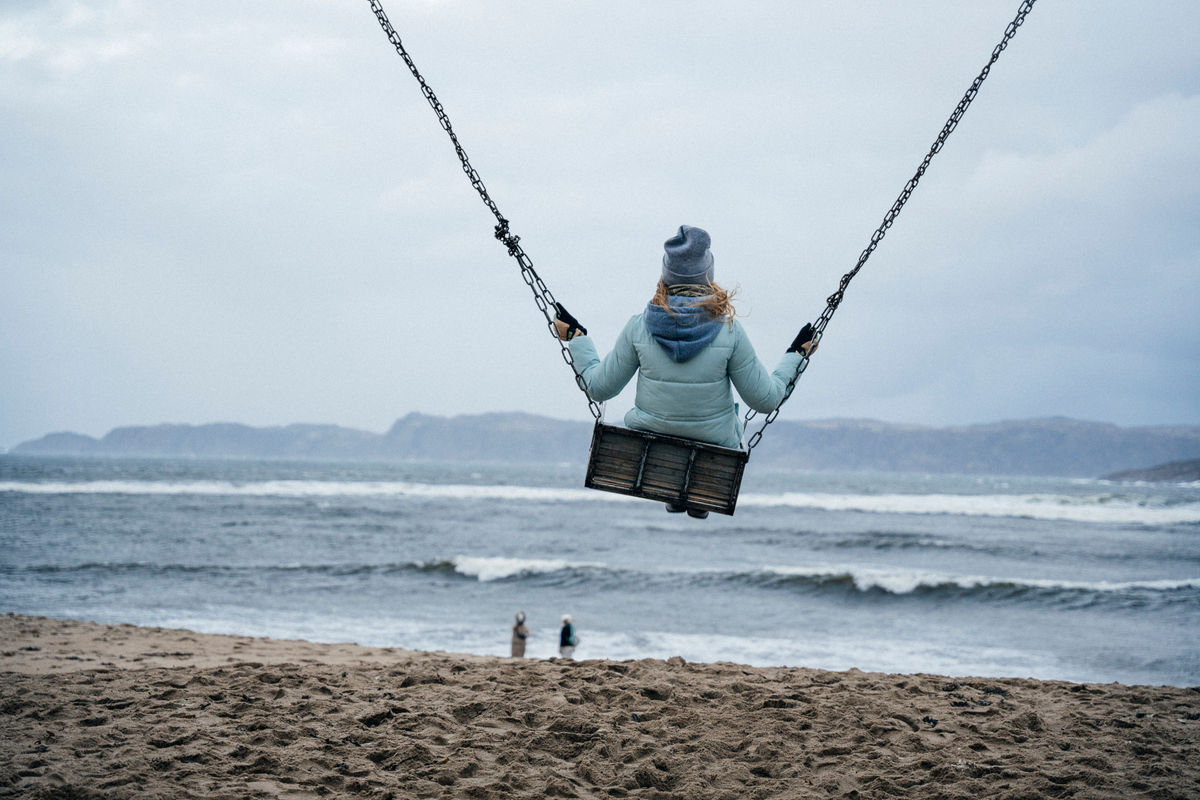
2,0,1198,448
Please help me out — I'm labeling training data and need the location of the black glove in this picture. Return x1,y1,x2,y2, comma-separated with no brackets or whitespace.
554,303,587,339
787,322,815,354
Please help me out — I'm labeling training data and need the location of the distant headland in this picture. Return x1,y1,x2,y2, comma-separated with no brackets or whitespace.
9,413,1200,480
1103,458,1200,483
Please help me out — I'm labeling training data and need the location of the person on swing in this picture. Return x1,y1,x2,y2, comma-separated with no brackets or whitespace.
554,225,816,518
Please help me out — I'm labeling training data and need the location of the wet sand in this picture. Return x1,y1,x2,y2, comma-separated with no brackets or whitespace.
1,614,1197,798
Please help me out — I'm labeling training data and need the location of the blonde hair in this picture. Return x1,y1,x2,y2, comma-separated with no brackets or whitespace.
651,279,737,325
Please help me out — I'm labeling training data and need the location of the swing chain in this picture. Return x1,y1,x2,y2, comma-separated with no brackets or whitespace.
744,0,1037,452
367,0,603,420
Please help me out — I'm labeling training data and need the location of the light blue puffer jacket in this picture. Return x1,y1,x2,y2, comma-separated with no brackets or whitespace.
568,313,803,449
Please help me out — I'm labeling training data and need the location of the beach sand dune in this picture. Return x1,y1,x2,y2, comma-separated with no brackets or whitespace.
2,615,1197,799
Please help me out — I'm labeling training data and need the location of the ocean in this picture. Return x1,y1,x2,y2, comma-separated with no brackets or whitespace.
2,455,1197,687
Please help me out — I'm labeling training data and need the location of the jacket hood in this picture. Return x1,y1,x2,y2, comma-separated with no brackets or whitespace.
643,296,723,362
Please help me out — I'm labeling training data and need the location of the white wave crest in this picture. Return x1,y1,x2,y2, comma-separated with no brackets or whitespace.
0,479,608,503
450,556,604,582
3,479,1197,525
760,564,1200,595
739,491,1200,525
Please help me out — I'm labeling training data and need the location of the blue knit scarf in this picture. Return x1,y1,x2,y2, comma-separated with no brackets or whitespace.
643,296,723,362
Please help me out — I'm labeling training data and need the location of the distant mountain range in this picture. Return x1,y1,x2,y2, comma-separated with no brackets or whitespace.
1102,459,1200,483
11,413,1200,479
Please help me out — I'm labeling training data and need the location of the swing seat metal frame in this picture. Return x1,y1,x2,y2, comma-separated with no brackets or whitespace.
585,422,748,516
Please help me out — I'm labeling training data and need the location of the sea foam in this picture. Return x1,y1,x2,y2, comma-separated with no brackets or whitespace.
3,479,1198,525
739,491,1200,525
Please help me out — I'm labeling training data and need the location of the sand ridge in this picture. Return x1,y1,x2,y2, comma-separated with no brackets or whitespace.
1,615,1197,798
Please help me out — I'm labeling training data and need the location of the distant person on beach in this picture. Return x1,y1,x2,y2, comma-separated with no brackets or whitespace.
559,615,578,659
553,225,816,519
510,611,529,658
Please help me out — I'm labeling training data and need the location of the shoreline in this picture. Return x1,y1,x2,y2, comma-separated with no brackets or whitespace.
2,615,1197,798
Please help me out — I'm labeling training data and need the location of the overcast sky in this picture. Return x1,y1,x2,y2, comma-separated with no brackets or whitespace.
2,1,1198,449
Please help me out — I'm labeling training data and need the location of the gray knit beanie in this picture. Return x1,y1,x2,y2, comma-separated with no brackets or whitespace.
661,225,715,285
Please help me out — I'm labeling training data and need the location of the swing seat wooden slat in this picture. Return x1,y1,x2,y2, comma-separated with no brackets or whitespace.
584,422,748,516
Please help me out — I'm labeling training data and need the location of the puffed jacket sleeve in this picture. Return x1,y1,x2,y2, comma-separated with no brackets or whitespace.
726,325,805,413
566,316,640,402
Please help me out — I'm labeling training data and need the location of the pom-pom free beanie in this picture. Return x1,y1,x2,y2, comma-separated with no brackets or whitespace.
662,225,715,285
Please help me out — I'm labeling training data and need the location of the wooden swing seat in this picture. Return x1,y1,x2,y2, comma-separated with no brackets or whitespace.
584,422,748,516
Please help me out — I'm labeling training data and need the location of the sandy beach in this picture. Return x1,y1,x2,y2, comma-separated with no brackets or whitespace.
1,614,1197,799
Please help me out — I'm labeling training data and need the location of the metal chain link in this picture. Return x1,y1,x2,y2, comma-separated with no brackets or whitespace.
743,0,1037,452
366,0,603,420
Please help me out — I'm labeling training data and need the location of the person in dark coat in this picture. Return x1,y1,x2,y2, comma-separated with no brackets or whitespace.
559,614,578,659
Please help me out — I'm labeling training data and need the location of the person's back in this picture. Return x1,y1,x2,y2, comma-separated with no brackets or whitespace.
599,312,789,448
556,225,815,453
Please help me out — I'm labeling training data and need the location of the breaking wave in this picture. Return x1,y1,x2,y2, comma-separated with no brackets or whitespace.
2,479,1197,525
8,559,1195,609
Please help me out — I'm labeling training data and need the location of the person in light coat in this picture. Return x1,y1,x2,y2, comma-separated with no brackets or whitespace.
554,225,816,517
510,611,529,658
